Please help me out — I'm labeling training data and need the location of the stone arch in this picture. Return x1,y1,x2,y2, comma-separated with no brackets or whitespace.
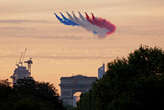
59,75,97,106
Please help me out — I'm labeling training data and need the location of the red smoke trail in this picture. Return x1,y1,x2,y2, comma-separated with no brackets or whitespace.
85,12,93,23
85,13,116,35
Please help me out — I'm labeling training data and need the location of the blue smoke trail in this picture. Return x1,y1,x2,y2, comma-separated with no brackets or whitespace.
54,13,79,26
60,12,79,26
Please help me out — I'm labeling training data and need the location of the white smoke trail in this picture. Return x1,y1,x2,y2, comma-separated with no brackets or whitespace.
69,12,108,37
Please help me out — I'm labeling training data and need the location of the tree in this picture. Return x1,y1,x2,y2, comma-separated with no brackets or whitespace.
77,45,164,110
0,79,11,99
0,78,65,110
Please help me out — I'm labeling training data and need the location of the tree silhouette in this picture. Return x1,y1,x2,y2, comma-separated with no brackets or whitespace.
0,78,65,110
77,45,164,110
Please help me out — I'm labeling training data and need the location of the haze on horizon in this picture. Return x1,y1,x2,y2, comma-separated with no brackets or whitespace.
0,0,164,91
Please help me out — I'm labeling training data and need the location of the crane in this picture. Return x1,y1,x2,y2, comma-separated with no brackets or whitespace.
16,48,33,73
24,57,33,74
18,48,27,66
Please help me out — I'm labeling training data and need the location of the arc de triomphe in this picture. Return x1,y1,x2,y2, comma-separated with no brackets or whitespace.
59,75,97,106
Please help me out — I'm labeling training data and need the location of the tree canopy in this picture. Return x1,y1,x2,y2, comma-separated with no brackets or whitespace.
0,78,65,110
77,45,164,110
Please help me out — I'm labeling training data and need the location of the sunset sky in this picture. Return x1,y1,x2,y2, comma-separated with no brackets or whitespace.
0,0,164,93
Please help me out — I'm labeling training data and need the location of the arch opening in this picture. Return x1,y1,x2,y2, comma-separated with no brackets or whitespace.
73,92,82,107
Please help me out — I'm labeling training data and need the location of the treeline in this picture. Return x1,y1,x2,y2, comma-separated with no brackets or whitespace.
77,45,164,110
0,78,65,110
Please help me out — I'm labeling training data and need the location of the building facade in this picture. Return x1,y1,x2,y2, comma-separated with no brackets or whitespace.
60,75,97,106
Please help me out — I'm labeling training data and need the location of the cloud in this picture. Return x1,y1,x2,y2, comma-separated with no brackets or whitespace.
0,27,35,31
0,55,113,60
35,55,113,60
0,19,51,24
118,22,164,37
34,35,98,40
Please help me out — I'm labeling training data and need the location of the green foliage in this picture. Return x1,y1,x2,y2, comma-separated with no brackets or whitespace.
77,45,164,110
0,78,65,110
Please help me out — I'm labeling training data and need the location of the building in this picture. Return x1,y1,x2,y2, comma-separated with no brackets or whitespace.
10,50,33,85
11,65,31,84
98,64,105,79
60,75,97,106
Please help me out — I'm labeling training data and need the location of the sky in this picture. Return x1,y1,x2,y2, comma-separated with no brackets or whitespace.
0,0,164,93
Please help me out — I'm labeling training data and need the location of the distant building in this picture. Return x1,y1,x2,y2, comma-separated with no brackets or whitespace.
60,75,97,106
10,49,33,85
98,64,105,79
10,64,32,85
